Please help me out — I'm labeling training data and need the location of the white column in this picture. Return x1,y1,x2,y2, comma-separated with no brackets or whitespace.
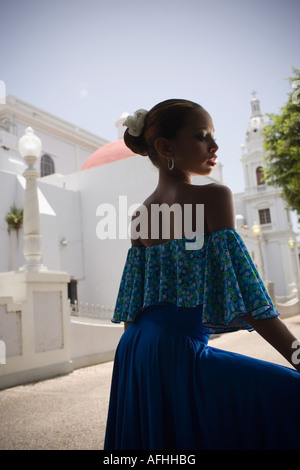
251,221,265,282
288,238,300,298
256,235,265,281
18,127,46,272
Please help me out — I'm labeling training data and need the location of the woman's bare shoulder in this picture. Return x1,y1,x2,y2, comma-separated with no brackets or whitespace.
191,182,233,200
193,182,232,192
194,183,236,232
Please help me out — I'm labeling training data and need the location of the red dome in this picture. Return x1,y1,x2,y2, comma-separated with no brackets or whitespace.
81,139,136,170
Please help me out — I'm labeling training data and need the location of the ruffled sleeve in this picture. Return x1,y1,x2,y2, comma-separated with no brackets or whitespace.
111,229,280,333
200,229,279,332
111,246,146,323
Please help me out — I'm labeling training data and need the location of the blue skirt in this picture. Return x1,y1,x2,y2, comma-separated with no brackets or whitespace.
104,304,300,450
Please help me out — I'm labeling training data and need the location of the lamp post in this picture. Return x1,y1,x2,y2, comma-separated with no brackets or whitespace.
288,238,295,250
251,221,265,281
18,127,45,271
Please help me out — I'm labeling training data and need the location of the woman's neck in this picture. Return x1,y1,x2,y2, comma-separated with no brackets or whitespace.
156,167,193,194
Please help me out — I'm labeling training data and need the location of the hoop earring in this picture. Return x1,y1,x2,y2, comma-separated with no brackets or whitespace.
168,157,175,170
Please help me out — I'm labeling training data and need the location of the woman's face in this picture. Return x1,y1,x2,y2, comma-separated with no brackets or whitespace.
169,107,218,177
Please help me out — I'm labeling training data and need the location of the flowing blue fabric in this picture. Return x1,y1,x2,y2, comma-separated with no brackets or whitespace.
104,229,300,450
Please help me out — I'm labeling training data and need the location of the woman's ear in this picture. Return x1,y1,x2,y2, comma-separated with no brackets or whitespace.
154,137,174,159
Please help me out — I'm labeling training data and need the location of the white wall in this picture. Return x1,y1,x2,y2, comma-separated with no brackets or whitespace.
70,317,123,369
37,180,84,279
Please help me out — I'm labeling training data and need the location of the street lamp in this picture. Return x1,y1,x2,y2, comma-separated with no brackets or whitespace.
288,238,296,250
18,126,42,160
18,127,45,271
251,221,265,281
251,221,261,237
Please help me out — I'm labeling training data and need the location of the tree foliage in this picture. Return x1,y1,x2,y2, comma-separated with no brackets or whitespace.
262,68,300,220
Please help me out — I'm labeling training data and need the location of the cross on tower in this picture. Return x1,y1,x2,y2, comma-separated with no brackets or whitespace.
251,90,257,99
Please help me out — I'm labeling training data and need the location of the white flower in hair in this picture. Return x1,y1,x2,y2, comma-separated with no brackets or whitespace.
123,109,148,137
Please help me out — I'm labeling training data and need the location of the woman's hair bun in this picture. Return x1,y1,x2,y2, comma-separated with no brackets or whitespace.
124,128,148,156
123,109,149,156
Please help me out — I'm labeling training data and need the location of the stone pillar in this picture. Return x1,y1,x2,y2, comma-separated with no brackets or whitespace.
266,281,275,302
0,270,72,390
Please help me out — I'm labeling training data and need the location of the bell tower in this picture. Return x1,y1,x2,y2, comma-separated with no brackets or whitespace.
240,91,267,190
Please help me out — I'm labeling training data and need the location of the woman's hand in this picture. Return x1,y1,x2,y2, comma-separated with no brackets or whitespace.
244,314,300,372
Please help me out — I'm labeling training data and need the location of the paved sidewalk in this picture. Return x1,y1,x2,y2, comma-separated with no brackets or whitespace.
0,315,299,450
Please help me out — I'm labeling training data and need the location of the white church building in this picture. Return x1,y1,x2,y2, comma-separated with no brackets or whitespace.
233,93,300,302
0,93,299,388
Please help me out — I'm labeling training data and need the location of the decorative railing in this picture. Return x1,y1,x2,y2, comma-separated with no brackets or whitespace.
69,300,114,320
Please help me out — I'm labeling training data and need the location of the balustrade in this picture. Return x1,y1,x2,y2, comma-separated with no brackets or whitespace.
69,300,114,320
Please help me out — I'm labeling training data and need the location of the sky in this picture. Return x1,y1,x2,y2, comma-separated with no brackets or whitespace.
1,0,299,194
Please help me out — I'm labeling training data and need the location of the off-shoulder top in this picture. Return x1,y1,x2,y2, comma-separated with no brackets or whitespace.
111,228,279,333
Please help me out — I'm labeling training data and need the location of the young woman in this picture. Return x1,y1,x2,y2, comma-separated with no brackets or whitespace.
104,99,300,450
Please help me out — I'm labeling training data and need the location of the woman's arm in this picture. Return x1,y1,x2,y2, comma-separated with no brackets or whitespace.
243,313,300,372
205,185,300,372
124,321,131,331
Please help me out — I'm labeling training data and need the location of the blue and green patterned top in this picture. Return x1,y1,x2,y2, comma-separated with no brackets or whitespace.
111,228,279,333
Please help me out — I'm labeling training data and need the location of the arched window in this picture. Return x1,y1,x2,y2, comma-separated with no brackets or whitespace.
41,154,55,177
256,166,265,185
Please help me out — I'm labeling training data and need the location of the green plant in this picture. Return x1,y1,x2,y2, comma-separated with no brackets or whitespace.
5,205,24,232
